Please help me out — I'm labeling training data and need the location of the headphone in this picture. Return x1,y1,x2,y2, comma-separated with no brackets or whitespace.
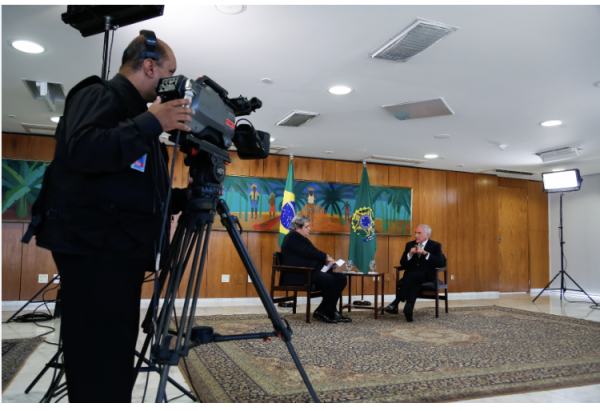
140,30,159,61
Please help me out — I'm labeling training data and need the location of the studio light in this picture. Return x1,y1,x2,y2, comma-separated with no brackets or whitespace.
541,169,582,193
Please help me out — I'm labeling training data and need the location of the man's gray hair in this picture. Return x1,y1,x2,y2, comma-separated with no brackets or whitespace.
290,214,310,231
418,224,432,237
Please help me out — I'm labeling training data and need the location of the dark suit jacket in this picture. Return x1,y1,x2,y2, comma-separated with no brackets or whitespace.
280,230,328,286
399,239,444,281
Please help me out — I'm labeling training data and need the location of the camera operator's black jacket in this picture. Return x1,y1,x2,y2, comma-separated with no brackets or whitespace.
31,73,186,267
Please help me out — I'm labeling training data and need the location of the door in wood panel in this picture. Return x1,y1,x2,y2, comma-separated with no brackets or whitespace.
2,223,24,300
498,187,529,292
20,235,59,301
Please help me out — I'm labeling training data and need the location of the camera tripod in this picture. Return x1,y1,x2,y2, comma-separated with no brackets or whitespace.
533,194,597,305
132,138,320,403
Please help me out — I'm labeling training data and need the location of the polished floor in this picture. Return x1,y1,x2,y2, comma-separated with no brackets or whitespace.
2,293,600,403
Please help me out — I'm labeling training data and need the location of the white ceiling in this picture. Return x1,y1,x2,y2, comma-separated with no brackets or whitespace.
3,5,600,181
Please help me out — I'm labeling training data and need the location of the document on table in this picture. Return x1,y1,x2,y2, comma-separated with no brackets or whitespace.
321,259,345,272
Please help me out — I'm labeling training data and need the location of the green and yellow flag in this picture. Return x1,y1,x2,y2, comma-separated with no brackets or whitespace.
348,165,377,274
278,158,295,248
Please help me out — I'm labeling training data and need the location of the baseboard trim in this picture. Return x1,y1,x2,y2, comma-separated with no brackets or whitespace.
4,291,506,311
529,289,600,300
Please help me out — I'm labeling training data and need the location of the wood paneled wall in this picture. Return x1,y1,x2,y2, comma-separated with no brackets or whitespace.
2,133,550,301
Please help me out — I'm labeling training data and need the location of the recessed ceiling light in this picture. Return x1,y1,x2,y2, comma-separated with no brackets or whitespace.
270,137,276,142
324,151,334,154
50,116,60,123
594,81,600,87
424,154,438,159
215,5,246,14
7,115,17,118
540,120,562,127
434,134,450,139
457,164,464,167
552,168,565,172
261,78,273,84
12,40,45,54
328,85,352,95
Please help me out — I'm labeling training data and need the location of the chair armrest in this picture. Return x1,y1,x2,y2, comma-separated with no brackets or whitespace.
394,266,406,282
273,265,314,274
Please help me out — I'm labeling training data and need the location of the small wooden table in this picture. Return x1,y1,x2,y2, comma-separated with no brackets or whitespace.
339,272,385,319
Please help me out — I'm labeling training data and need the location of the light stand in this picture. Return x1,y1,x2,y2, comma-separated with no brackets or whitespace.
532,194,597,304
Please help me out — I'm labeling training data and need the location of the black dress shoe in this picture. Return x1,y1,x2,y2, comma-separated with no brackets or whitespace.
333,312,352,323
313,310,337,323
403,303,413,322
383,304,398,314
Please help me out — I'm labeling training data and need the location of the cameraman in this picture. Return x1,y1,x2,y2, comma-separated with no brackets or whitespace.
29,34,193,402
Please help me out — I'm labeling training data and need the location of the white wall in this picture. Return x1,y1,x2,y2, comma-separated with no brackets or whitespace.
549,173,600,297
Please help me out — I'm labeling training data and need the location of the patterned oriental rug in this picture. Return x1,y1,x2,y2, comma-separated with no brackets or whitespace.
178,306,600,403
2,337,45,393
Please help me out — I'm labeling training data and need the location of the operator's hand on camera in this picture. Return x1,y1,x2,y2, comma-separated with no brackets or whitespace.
148,97,194,133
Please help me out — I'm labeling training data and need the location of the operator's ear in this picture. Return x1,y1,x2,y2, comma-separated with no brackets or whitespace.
142,58,157,78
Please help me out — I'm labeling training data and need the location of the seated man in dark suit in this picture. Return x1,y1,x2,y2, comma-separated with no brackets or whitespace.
280,214,350,324
383,224,444,322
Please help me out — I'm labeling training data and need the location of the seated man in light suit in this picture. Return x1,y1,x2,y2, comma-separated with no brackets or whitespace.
384,224,444,322
280,214,350,324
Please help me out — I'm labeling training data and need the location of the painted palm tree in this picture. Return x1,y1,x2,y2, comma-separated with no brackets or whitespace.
2,160,48,218
221,176,235,205
398,190,412,235
314,183,355,225
387,191,403,234
226,178,250,220
370,186,390,233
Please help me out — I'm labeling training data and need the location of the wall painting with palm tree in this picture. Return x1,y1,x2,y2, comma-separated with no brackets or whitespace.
2,160,49,222
218,175,412,236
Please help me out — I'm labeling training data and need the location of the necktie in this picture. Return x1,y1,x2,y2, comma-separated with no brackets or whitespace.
418,243,422,258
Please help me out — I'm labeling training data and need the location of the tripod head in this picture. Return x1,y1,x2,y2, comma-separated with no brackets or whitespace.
176,133,230,202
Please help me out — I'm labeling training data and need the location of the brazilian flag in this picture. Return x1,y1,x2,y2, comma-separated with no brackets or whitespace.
348,165,377,274
278,159,295,248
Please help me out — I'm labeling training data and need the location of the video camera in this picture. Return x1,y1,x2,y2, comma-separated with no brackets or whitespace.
156,75,270,160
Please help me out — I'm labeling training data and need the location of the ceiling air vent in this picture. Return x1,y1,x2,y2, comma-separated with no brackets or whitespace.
495,169,534,176
21,123,57,133
269,145,287,154
536,147,580,163
275,110,320,127
366,155,427,165
382,97,453,121
369,17,459,63
22,79,66,112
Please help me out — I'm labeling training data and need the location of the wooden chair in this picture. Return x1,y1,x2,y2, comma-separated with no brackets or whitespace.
394,254,448,318
270,252,323,323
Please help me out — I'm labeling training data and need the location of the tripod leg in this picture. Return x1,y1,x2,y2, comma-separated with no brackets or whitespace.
41,367,66,403
532,271,561,303
562,271,598,304
5,277,60,323
25,346,62,394
135,353,197,402
156,365,171,403
217,199,320,403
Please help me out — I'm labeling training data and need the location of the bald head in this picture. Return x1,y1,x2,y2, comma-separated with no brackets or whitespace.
119,35,172,73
